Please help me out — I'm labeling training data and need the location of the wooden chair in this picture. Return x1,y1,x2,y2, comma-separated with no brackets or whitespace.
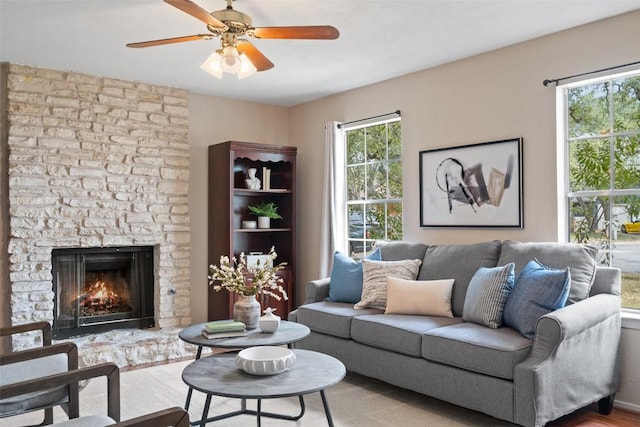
0,321,79,424
1,360,189,426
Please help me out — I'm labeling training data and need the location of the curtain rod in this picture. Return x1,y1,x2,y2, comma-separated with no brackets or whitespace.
543,60,640,86
337,110,401,129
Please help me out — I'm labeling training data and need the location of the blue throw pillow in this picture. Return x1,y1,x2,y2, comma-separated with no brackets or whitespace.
503,259,570,340
462,263,515,329
328,248,381,303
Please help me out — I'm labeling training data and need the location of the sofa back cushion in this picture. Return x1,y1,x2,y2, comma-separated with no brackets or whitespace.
418,240,502,317
375,241,429,263
497,240,597,304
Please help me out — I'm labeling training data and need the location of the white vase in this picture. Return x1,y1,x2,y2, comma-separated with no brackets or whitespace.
257,216,270,229
259,307,280,333
233,295,260,330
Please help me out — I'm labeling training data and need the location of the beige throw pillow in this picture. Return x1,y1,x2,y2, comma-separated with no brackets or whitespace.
354,259,422,310
385,277,455,317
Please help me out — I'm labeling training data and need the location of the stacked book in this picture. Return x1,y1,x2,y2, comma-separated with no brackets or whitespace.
202,320,247,339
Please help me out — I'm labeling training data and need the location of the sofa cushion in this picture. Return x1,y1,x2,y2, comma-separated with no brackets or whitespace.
503,259,571,339
422,322,532,380
418,241,502,317
497,240,597,304
354,259,422,310
385,277,454,317
296,301,382,339
352,314,462,357
462,263,515,329
374,240,429,263
328,248,381,303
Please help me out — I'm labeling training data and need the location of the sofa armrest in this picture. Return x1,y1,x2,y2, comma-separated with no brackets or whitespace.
303,278,330,304
590,267,621,296
514,293,621,427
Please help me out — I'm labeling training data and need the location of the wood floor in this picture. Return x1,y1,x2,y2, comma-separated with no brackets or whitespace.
550,405,640,426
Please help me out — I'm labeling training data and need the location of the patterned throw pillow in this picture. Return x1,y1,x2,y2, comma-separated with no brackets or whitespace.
462,263,515,329
385,277,455,317
503,259,570,339
328,248,381,303
354,259,422,310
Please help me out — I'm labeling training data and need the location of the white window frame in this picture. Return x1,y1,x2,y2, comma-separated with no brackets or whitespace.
342,117,403,257
556,68,640,322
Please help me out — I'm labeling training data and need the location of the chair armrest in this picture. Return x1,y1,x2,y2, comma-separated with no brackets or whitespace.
1,342,81,419
0,321,52,345
513,293,621,426
303,278,330,304
114,407,190,427
1,362,121,422
0,341,77,367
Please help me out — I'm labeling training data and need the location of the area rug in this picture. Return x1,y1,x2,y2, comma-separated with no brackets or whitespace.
3,358,517,426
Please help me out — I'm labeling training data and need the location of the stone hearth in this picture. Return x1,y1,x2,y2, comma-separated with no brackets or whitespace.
4,64,192,364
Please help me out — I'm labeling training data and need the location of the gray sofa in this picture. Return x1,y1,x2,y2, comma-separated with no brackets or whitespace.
288,240,621,427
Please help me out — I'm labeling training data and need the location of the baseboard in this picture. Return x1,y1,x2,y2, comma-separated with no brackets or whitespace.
614,399,640,414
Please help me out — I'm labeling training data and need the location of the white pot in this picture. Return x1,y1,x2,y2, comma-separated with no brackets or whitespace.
257,216,270,229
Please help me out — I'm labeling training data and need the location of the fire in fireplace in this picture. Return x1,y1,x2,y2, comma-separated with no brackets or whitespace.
51,246,155,339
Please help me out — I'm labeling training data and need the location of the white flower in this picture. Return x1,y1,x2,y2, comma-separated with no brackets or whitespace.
208,247,288,300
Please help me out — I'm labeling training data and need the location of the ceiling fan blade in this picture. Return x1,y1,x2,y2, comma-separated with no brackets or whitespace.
237,40,274,71
252,26,339,40
164,0,227,28
127,34,213,48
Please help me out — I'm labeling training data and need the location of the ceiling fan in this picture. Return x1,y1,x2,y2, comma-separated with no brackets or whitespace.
127,0,340,79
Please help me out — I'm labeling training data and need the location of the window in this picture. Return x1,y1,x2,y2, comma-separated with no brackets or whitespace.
344,118,403,258
560,72,640,310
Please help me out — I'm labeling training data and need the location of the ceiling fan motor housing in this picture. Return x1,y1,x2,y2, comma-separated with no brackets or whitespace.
209,8,252,34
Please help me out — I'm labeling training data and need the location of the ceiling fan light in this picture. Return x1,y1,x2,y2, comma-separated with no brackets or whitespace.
220,45,241,73
237,55,257,79
200,51,224,79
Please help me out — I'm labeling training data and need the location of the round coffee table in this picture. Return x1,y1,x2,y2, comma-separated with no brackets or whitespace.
182,349,345,427
179,320,310,354
179,321,311,424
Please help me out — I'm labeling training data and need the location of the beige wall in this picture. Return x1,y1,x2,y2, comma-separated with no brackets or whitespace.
188,94,289,323
287,10,640,409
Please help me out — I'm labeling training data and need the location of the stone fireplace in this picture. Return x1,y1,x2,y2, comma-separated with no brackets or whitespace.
3,64,195,364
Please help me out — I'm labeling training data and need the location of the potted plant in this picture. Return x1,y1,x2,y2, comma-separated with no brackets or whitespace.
248,201,282,229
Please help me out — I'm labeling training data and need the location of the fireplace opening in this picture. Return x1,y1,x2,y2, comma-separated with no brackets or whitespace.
52,246,155,339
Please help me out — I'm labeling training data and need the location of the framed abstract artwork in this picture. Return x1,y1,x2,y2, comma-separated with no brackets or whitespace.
419,137,523,228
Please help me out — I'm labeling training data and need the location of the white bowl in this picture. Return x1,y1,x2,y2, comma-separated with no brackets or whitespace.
235,346,296,376
242,221,257,229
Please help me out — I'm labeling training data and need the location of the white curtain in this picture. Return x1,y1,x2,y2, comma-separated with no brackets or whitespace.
319,121,348,278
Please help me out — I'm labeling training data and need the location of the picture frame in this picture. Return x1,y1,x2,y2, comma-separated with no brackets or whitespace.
419,138,523,228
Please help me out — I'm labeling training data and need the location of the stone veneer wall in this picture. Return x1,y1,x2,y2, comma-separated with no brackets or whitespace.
5,64,191,349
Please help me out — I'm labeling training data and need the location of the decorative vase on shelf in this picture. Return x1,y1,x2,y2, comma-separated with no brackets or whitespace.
257,216,270,229
233,295,261,330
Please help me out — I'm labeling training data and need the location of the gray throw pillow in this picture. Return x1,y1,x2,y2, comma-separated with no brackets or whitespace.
462,263,515,329
354,259,422,310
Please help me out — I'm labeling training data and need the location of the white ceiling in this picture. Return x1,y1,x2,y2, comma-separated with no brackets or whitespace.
2,0,640,107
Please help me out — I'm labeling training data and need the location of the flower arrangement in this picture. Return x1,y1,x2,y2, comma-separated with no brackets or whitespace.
208,247,288,301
